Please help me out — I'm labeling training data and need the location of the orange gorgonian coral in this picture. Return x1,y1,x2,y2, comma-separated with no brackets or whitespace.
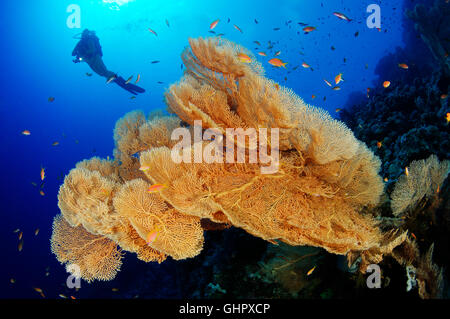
51,37,406,282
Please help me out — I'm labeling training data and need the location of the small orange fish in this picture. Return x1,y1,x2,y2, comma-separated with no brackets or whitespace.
148,184,166,193
135,74,141,84
441,94,448,100
59,294,68,299
10,278,15,284
303,26,316,33
148,28,157,36
446,113,450,123
237,53,252,63
301,62,310,68
332,86,341,91
139,165,150,171
384,177,389,182
274,83,280,90
268,58,287,68
437,185,440,193
274,51,281,56
210,19,219,30
335,108,341,112
233,24,243,33
52,141,59,146
35,289,46,298
377,141,382,149
22,130,31,136
112,288,119,292
18,231,23,240
70,296,76,300
258,52,267,57
383,81,391,88
335,73,343,84
405,167,409,177
333,12,352,22
40,190,45,196
311,95,316,99
40,167,45,181
411,233,417,240
398,63,409,69
307,266,316,276
324,79,332,87
18,241,23,251
146,227,160,245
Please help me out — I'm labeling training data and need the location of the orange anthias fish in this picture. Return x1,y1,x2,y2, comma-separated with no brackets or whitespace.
384,177,389,182
377,141,382,149
18,240,23,252
324,79,332,87
335,73,343,85
22,130,31,136
446,113,450,123
307,266,316,276
335,108,341,112
210,19,219,30
148,184,166,193
18,231,23,240
139,165,150,171
303,26,316,33
52,141,59,146
268,58,287,68
148,28,157,36
233,24,243,33
333,12,352,22
34,287,45,298
40,190,45,196
405,167,409,177
40,167,45,181
258,52,267,57
35,228,40,236
146,226,160,246
398,63,409,69
301,62,310,68
383,81,391,88
274,51,281,56
237,53,252,63
135,74,141,84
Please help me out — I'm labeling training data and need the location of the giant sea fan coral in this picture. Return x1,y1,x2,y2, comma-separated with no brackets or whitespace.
51,37,405,283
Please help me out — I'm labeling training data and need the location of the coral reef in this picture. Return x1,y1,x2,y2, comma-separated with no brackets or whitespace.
391,155,449,216
51,37,406,284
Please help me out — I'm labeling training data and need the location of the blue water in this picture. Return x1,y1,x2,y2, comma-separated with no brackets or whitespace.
0,0,408,298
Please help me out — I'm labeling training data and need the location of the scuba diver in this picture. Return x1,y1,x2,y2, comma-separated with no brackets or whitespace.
72,29,145,95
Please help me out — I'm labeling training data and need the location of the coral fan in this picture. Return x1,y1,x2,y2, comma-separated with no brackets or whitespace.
391,155,449,216
51,37,405,283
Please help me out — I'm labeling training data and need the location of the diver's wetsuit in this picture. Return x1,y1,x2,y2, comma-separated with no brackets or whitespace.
72,29,145,95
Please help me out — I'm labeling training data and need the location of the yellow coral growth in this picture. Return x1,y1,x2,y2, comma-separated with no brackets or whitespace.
391,154,449,216
50,214,123,283
51,37,405,282
113,179,204,259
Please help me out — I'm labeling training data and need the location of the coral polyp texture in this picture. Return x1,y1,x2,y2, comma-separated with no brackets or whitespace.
51,37,405,282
